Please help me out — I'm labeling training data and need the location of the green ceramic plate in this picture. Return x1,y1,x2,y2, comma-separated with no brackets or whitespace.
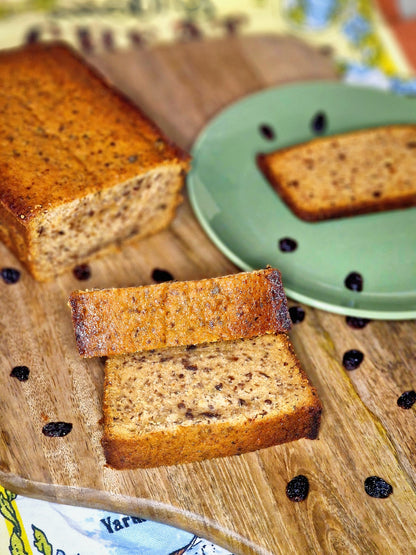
187,81,416,319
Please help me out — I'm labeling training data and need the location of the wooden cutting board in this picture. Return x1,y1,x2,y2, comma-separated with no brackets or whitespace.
1,35,416,555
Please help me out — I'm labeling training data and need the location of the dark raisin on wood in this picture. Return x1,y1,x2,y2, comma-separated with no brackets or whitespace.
289,306,305,324
10,365,30,381
364,476,393,498
77,27,93,53
1,268,21,284
397,390,416,409
259,124,276,140
42,422,73,437
73,264,91,281
344,272,363,292
286,475,309,502
346,316,371,329
151,268,174,282
186,344,197,351
278,237,298,252
342,349,364,370
311,111,327,134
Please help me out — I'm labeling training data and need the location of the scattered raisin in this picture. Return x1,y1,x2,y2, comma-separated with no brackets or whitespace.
42,422,73,437
215,383,223,391
289,306,305,324
279,237,298,252
10,365,30,381
186,344,197,351
77,27,93,53
286,475,309,502
1,268,21,284
344,272,363,292
342,349,364,370
397,390,416,409
364,476,393,498
73,264,91,281
259,124,275,140
346,316,371,329
152,268,174,282
311,111,327,134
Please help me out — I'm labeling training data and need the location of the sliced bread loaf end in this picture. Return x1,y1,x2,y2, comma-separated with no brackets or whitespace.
69,268,292,358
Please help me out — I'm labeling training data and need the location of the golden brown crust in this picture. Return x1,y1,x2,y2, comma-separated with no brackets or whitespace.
0,42,190,221
102,401,322,469
69,268,292,358
257,124,416,222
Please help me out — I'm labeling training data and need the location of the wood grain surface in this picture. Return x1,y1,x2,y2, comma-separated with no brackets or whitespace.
1,35,416,555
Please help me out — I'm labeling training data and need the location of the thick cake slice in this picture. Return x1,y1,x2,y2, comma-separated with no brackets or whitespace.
102,333,322,469
257,124,416,221
69,268,292,358
0,43,189,280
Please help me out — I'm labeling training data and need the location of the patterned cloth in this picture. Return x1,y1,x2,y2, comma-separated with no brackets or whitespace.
0,1,414,554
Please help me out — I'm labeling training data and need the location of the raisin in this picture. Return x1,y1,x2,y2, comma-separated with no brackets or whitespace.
364,476,393,498
77,28,93,53
279,237,298,252
344,272,363,292
311,111,327,134
289,306,305,324
10,365,30,381
73,264,91,281
397,390,416,409
1,268,21,284
42,422,73,437
259,124,275,140
184,364,198,371
286,475,309,502
152,268,174,282
346,316,371,329
342,349,364,370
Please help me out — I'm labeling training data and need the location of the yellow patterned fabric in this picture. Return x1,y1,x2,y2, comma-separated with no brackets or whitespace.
0,0,412,79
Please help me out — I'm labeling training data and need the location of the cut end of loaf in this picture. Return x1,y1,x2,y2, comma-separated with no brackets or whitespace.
27,164,186,281
102,334,322,469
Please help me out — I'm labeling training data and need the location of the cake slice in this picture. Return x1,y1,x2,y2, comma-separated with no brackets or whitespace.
69,268,292,358
257,124,416,221
0,43,189,280
102,333,322,469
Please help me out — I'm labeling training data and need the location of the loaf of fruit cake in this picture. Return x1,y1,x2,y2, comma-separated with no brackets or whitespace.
257,124,416,221
0,42,190,280
69,268,292,357
102,333,322,469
